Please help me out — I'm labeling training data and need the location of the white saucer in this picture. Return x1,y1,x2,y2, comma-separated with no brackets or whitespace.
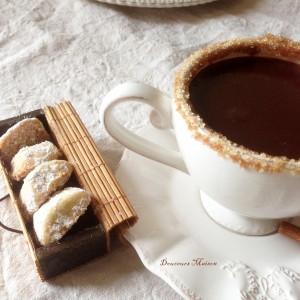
95,0,216,8
200,192,281,236
115,125,300,300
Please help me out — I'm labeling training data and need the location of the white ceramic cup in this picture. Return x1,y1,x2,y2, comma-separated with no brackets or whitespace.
100,35,300,235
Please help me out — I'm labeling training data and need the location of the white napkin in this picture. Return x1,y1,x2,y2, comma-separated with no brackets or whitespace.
116,128,237,300
115,127,300,300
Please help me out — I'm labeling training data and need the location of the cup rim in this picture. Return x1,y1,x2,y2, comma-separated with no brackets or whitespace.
174,34,300,174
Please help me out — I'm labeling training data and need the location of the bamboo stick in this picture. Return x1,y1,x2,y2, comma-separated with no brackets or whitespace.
44,101,137,233
45,106,115,229
58,103,131,224
55,104,121,224
47,106,116,229
63,102,136,222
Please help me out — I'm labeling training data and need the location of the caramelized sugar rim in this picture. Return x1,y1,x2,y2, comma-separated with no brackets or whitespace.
174,34,300,174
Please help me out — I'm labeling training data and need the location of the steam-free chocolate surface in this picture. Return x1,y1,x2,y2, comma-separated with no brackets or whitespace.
189,57,300,159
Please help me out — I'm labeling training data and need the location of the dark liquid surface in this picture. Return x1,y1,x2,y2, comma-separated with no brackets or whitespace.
189,57,300,159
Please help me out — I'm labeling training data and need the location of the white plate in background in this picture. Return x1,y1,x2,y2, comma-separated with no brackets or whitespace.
95,0,217,8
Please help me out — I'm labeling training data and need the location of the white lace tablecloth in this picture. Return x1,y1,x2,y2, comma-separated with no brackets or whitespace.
0,0,299,299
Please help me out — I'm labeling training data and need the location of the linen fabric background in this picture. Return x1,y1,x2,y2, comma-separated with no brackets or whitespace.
0,0,299,298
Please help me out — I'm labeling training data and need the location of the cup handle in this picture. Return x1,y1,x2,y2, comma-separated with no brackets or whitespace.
100,82,187,173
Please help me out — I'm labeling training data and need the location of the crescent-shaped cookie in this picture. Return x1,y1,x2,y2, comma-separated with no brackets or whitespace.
33,187,91,246
11,141,62,181
20,160,73,214
0,118,50,164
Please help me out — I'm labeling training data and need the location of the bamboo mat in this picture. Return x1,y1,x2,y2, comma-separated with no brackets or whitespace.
44,101,137,233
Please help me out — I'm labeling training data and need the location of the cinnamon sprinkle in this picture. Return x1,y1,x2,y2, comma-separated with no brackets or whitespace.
279,222,300,242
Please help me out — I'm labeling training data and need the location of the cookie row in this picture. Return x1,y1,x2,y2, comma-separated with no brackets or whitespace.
0,118,91,246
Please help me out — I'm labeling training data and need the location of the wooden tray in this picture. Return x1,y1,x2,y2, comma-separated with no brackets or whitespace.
0,102,137,280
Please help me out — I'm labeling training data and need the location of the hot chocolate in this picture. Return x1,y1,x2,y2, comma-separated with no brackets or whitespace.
189,56,300,159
